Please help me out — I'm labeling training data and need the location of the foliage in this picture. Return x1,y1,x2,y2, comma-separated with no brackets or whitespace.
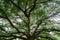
0,0,60,40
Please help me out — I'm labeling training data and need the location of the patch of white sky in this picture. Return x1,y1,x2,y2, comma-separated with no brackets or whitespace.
50,13,60,21
14,16,22,23
16,18,22,22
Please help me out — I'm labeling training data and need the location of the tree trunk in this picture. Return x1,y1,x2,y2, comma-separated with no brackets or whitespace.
27,38,34,40
27,36,35,40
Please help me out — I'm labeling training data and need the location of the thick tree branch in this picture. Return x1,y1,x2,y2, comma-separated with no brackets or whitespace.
0,9,20,32
27,0,51,12
27,15,30,37
10,0,28,18
29,0,37,13
26,0,37,37
0,9,27,36
10,0,24,12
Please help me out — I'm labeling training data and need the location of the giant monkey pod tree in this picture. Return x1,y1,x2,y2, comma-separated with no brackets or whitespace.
0,0,60,40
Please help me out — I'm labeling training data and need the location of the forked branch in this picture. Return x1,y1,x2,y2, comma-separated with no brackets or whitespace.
10,0,28,18
0,8,27,36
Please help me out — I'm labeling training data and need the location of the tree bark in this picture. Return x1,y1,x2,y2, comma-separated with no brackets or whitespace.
27,38,34,40
27,36,35,40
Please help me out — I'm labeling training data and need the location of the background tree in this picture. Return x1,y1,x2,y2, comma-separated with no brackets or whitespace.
0,0,60,40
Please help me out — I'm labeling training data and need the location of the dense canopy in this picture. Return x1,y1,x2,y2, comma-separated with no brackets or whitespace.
0,0,60,40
